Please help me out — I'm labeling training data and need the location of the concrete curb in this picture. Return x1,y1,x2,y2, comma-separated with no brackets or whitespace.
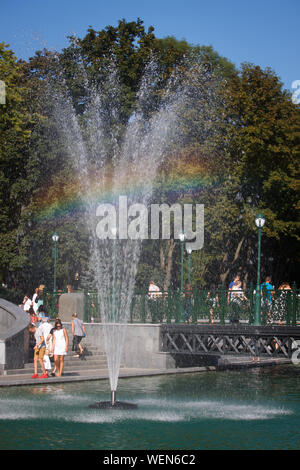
0,366,216,387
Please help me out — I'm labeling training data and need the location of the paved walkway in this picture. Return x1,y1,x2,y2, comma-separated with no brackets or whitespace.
0,356,291,388
0,366,216,387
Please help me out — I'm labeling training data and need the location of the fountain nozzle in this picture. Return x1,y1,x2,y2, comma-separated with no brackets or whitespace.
89,389,137,410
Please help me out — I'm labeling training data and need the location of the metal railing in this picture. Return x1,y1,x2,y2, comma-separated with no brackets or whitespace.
42,288,66,318
40,285,299,325
82,285,299,326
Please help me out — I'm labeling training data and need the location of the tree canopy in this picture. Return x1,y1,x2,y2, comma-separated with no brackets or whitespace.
0,19,299,300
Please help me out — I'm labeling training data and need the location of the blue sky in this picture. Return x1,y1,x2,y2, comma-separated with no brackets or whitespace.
1,0,299,91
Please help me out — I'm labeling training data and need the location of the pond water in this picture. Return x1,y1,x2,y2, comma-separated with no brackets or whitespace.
1,365,299,450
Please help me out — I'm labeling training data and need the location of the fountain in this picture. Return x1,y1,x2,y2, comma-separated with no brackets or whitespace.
49,55,220,408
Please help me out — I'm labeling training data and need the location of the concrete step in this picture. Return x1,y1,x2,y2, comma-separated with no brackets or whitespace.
6,361,110,375
24,353,105,367
34,358,107,368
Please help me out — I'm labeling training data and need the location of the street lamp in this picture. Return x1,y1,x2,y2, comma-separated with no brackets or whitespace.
52,232,59,294
111,227,117,322
178,232,186,323
254,214,265,325
179,232,186,294
187,247,192,284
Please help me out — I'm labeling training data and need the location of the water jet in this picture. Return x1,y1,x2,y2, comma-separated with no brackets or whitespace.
49,59,220,410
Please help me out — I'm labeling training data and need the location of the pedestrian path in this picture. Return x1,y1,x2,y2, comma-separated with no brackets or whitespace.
0,350,291,388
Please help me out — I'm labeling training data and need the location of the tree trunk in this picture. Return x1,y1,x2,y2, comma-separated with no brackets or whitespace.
163,239,176,291
220,237,245,285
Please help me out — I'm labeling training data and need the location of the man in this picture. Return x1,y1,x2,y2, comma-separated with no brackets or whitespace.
71,312,86,357
148,281,162,323
31,312,49,379
227,275,240,304
260,276,274,301
261,276,274,323
39,312,53,376
148,281,161,299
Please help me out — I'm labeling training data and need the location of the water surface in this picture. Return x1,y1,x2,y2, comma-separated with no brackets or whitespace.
0,365,299,450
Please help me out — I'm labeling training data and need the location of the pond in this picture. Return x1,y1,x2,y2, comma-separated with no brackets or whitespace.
1,365,299,450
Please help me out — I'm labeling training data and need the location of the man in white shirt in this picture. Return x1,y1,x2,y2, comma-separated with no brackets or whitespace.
36,313,53,377
148,281,161,299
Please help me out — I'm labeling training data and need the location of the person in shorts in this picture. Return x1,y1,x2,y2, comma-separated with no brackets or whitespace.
31,314,48,379
71,313,86,357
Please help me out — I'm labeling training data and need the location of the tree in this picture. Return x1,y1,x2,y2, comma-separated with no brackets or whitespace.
221,63,300,284
0,43,33,285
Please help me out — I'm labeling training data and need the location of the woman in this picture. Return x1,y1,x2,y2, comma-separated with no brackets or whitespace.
230,280,248,324
51,319,69,377
274,282,292,325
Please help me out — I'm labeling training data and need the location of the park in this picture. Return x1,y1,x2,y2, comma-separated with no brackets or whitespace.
0,3,299,453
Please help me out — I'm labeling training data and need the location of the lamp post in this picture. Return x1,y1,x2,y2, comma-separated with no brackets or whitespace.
111,227,117,322
52,232,59,294
187,247,192,284
254,214,265,326
179,232,186,293
178,232,185,323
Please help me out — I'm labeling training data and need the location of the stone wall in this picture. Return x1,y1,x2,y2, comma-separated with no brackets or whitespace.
62,321,175,369
59,293,85,322
0,296,176,373
0,299,30,374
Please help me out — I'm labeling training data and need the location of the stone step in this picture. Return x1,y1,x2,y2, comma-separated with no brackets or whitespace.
70,345,101,351
23,358,108,370
59,360,108,369
6,361,110,375
24,353,105,367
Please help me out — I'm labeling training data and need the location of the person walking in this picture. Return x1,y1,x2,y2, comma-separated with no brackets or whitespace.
71,312,86,357
51,319,69,377
230,280,248,324
39,312,53,377
227,275,240,304
274,282,292,325
31,315,48,379
260,276,274,323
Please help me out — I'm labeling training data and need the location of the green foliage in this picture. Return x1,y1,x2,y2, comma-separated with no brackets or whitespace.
0,43,33,282
0,20,299,298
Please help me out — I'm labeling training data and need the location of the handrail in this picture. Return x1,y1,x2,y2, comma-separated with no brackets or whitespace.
80,286,299,326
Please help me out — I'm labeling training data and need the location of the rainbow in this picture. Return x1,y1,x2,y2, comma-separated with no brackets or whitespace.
33,156,221,225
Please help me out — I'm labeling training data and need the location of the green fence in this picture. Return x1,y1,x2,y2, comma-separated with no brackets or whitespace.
82,285,299,326
42,288,67,318
41,285,299,325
